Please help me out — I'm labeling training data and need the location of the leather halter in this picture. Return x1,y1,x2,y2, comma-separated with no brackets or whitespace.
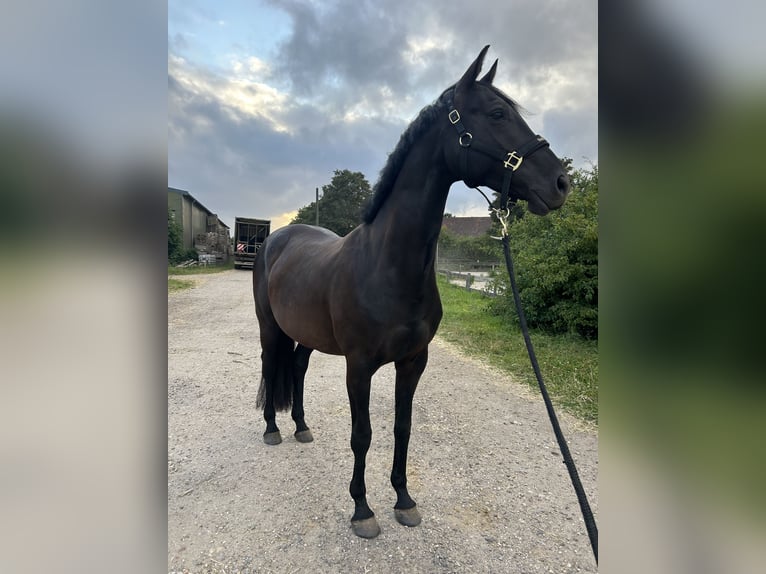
448,106,549,210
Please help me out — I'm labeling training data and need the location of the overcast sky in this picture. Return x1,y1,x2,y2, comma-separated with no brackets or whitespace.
168,0,598,230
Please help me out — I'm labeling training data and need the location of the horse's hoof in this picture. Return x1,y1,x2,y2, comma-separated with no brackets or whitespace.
294,429,314,443
263,431,282,445
394,506,422,527
351,516,381,539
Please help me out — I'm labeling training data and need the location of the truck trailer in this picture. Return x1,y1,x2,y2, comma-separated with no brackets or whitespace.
233,217,271,269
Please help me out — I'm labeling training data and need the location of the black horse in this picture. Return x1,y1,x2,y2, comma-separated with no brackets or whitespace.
253,46,570,538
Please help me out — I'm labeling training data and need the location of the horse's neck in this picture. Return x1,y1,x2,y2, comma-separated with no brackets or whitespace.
366,129,454,275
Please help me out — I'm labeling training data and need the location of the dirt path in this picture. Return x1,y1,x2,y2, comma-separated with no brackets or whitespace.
168,270,597,573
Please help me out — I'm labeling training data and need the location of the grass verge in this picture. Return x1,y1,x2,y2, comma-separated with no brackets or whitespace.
436,275,598,424
168,278,195,292
168,262,235,292
168,261,235,275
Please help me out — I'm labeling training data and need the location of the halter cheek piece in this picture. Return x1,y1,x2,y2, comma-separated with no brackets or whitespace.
448,107,549,211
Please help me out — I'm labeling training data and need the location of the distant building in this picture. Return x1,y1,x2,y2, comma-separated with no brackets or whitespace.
168,187,231,261
441,216,492,237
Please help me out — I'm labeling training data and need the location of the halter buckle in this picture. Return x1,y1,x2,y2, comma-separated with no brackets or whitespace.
504,151,523,171
459,132,473,147
448,109,461,124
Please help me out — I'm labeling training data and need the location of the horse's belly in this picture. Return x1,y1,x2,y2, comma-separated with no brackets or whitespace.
270,290,342,355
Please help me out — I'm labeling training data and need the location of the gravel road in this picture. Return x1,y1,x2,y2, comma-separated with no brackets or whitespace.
168,269,598,573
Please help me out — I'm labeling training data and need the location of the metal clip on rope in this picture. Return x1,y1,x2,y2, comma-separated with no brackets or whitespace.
494,208,510,238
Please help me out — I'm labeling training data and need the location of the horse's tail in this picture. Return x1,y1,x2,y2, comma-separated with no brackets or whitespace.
256,330,294,412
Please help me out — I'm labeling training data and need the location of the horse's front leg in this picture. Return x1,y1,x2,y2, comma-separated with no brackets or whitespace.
345,357,379,538
391,348,428,528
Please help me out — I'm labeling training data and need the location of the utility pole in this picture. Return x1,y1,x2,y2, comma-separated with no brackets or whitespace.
315,187,319,226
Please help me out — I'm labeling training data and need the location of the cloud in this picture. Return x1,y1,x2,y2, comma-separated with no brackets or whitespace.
267,0,410,100
267,0,596,112
271,210,298,230
169,54,290,132
169,48,407,228
169,0,597,227
261,0,597,161
542,105,599,165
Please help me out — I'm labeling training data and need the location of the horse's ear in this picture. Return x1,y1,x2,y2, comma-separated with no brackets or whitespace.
479,59,498,84
456,45,490,94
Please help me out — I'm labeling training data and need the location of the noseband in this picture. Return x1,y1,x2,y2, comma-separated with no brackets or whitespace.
448,106,549,210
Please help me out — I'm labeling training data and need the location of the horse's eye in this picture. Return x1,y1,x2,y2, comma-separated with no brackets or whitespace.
489,109,504,120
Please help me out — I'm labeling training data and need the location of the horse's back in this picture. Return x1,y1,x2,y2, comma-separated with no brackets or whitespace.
260,224,340,268
254,224,348,354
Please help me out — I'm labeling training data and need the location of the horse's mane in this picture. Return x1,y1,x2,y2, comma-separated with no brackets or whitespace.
361,83,521,224
361,87,456,224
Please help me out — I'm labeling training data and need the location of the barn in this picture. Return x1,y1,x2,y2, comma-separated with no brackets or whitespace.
441,216,492,237
168,187,231,263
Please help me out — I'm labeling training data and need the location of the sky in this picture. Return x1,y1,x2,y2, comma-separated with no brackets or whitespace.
168,0,598,231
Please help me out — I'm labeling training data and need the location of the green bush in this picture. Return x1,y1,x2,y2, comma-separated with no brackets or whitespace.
168,209,184,264
489,165,598,339
168,210,199,264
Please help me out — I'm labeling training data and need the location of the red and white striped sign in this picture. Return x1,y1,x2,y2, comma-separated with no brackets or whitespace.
236,243,246,252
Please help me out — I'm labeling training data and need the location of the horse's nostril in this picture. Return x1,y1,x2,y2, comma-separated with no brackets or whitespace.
557,174,571,195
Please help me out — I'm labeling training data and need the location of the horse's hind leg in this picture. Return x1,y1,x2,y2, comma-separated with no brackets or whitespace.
259,331,282,445
254,250,295,445
259,361,281,445
257,323,295,446
292,344,314,443
391,348,428,528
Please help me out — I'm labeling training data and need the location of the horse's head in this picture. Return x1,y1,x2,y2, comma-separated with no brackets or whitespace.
444,46,570,215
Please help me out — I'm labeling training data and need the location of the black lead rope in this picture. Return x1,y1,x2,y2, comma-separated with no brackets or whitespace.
500,228,598,564
448,105,598,563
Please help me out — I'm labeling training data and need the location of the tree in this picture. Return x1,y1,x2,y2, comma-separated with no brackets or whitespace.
291,170,373,236
489,164,598,339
